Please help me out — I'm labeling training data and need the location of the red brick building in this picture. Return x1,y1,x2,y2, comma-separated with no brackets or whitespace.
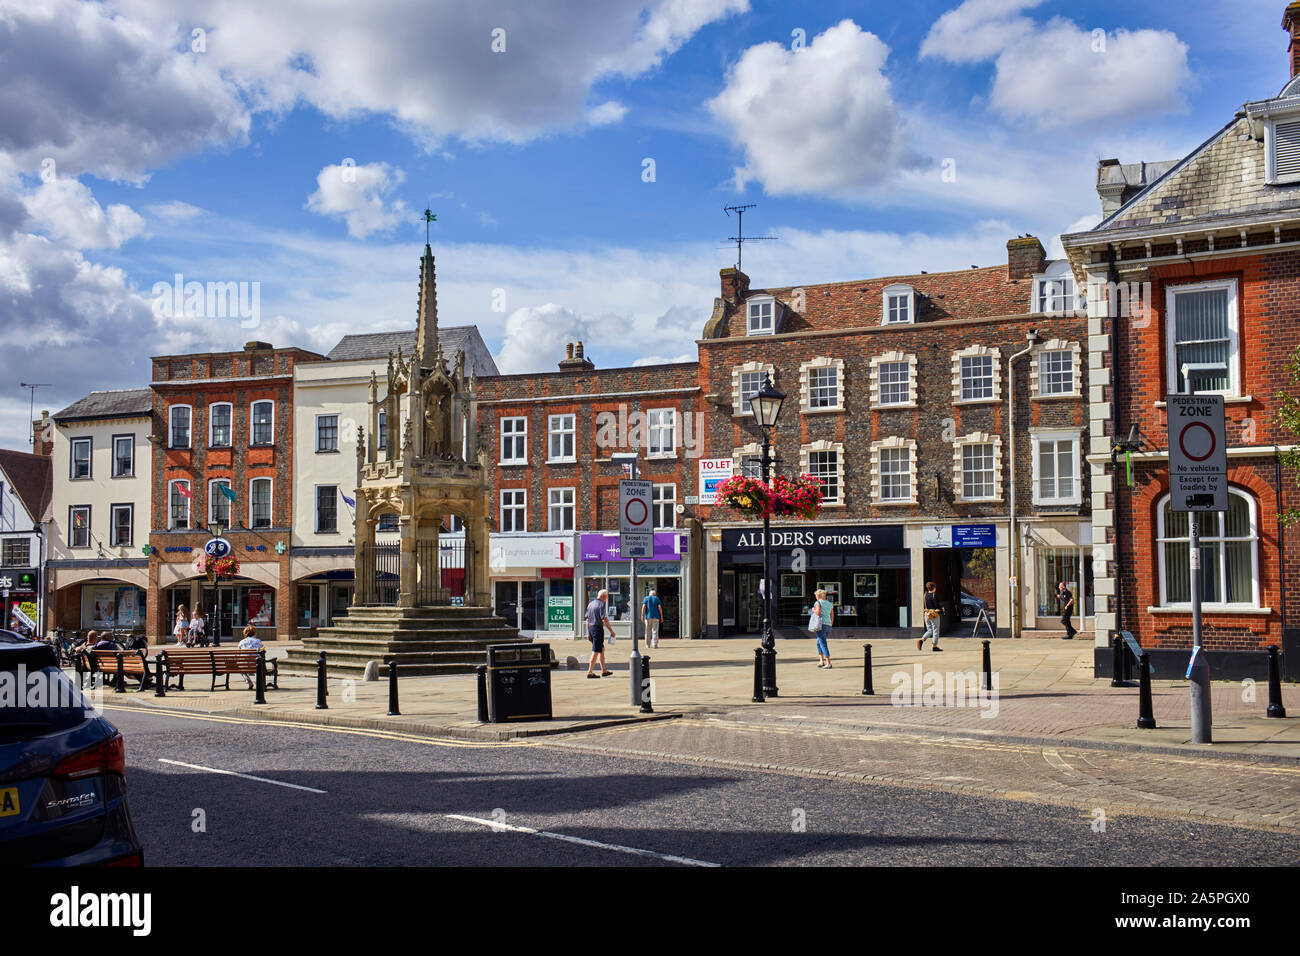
694,238,1090,639
1063,6,1300,678
472,343,705,640
146,341,324,641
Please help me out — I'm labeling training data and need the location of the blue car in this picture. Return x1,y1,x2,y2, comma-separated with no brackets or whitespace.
0,630,143,866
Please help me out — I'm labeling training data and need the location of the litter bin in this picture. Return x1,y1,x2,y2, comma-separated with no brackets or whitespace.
486,643,552,723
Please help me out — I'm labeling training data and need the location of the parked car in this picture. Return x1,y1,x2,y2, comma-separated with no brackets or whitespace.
0,630,143,866
959,591,990,619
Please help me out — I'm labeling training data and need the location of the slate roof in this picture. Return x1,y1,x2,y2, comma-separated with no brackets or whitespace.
51,388,153,422
326,326,499,376
0,448,52,525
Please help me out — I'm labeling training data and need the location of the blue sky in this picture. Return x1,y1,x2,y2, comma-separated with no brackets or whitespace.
0,0,1291,447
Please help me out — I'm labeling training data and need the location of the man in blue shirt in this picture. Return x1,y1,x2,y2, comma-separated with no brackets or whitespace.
641,588,663,648
585,589,616,678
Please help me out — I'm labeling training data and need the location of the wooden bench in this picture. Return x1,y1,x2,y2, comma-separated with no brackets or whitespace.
160,648,278,692
78,649,154,692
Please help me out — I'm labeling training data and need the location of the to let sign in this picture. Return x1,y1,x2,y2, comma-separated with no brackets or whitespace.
618,479,653,558
1166,394,1227,512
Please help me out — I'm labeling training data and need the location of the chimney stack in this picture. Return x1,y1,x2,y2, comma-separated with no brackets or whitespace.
31,410,52,457
1006,236,1046,280
1285,2,1300,78
558,340,595,371
719,267,750,304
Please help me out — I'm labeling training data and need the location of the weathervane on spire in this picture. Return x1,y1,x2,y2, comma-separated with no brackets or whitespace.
423,208,437,245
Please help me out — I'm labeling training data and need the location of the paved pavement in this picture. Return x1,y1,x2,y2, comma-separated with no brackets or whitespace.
111,637,1300,760
105,705,1300,865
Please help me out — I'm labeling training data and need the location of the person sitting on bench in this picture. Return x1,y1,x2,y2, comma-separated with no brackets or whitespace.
238,625,263,689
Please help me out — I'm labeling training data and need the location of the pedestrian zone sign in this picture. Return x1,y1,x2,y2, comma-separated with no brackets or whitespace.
1166,394,1227,512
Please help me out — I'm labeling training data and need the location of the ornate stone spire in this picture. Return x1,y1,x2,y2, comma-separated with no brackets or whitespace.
416,238,438,366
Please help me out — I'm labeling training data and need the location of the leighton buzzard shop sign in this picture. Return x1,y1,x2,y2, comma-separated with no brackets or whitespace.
722,525,905,552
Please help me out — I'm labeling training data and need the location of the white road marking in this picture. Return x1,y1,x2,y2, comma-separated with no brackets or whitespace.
445,814,720,867
158,758,327,794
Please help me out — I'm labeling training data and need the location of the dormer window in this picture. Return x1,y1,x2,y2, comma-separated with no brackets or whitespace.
1032,261,1084,315
882,284,914,325
746,295,777,335
1267,115,1300,185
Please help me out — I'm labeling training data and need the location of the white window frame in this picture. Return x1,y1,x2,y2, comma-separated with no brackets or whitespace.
169,405,192,449
871,437,916,505
746,295,776,335
250,401,275,446
1030,429,1082,506
1156,489,1260,608
316,414,340,454
547,414,576,463
208,479,233,529
111,434,134,478
800,441,844,506
500,489,527,533
548,487,575,532
500,416,527,464
208,402,233,448
69,505,91,548
732,362,776,418
70,437,92,480
952,433,1002,503
951,346,1001,405
799,357,844,413
109,503,133,548
167,480,190,530
652,483,677,529
249,477,273,529
1030,339,1082,399
882,284,915,325
870,351,916,409
1031,271,1085,316
1265,113,1300,185
647,408,677,458
1164,278,1240,397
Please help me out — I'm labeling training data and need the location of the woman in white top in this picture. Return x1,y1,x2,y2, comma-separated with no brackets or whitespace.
187,609,206,647
173,605,190,646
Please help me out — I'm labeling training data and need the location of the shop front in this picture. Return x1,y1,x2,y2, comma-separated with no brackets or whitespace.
1026,519,1093,633
297,570,355,631
920,523,1002,635
163,577,277,642
488,532,575,638
578,531,690,640
1,567,41,637
716,524,910,639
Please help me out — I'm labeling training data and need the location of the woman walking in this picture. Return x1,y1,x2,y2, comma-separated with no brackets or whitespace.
173,605,190,646
918,581,942,651
812,588,835,668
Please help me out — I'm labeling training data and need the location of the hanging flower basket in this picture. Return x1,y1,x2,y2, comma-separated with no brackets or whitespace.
205,555,240,580
714,473,823,521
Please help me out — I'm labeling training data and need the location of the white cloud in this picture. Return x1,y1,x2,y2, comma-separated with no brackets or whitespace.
0,0,250,182
146,200,204,222
306,162,408,238
922,2,1191,126
23,177,146,249
707,20,922,197
586,101,629,127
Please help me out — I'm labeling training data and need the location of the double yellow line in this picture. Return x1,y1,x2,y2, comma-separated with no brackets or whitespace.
99,703,530,750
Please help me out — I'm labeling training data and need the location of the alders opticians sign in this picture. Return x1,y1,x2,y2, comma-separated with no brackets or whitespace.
722,524,905,554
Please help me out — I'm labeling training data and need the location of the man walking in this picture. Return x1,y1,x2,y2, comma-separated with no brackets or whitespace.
1057,580,1077,640
641,588,662,649
585,588,616,678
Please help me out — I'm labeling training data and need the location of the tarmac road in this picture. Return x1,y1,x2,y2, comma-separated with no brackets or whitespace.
105,705,1300,867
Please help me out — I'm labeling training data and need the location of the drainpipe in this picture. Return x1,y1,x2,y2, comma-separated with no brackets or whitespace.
1008,330,1042,639
1106,244,1124,639
1278,447,1288,633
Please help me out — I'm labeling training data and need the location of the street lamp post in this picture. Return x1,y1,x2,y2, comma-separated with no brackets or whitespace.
1007,329,1040,640
207,522,226,647
750,375,785,698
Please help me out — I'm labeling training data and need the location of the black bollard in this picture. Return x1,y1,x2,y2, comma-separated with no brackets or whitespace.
387,659,400,716
763,646,779,698
113,653,126,694
476,664,489,722
639,656,653,714
1267,646,1287,718
752,647,765,703
154,654,166,698
1137,652,1156,729
315,652,328,710
254,651,267,705
1110,634,1126,687
980,639,993,692
862,643,874,696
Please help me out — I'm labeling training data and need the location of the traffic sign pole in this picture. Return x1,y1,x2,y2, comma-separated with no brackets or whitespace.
1189,512,1213,743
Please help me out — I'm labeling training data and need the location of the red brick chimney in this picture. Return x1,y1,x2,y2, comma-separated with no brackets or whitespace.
558,340,594,371
1006,236,1046,280
1285,2,1300,78
720,267,750,303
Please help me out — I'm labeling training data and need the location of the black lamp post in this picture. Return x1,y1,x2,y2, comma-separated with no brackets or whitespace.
750,374,785,697
207,521,226,646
